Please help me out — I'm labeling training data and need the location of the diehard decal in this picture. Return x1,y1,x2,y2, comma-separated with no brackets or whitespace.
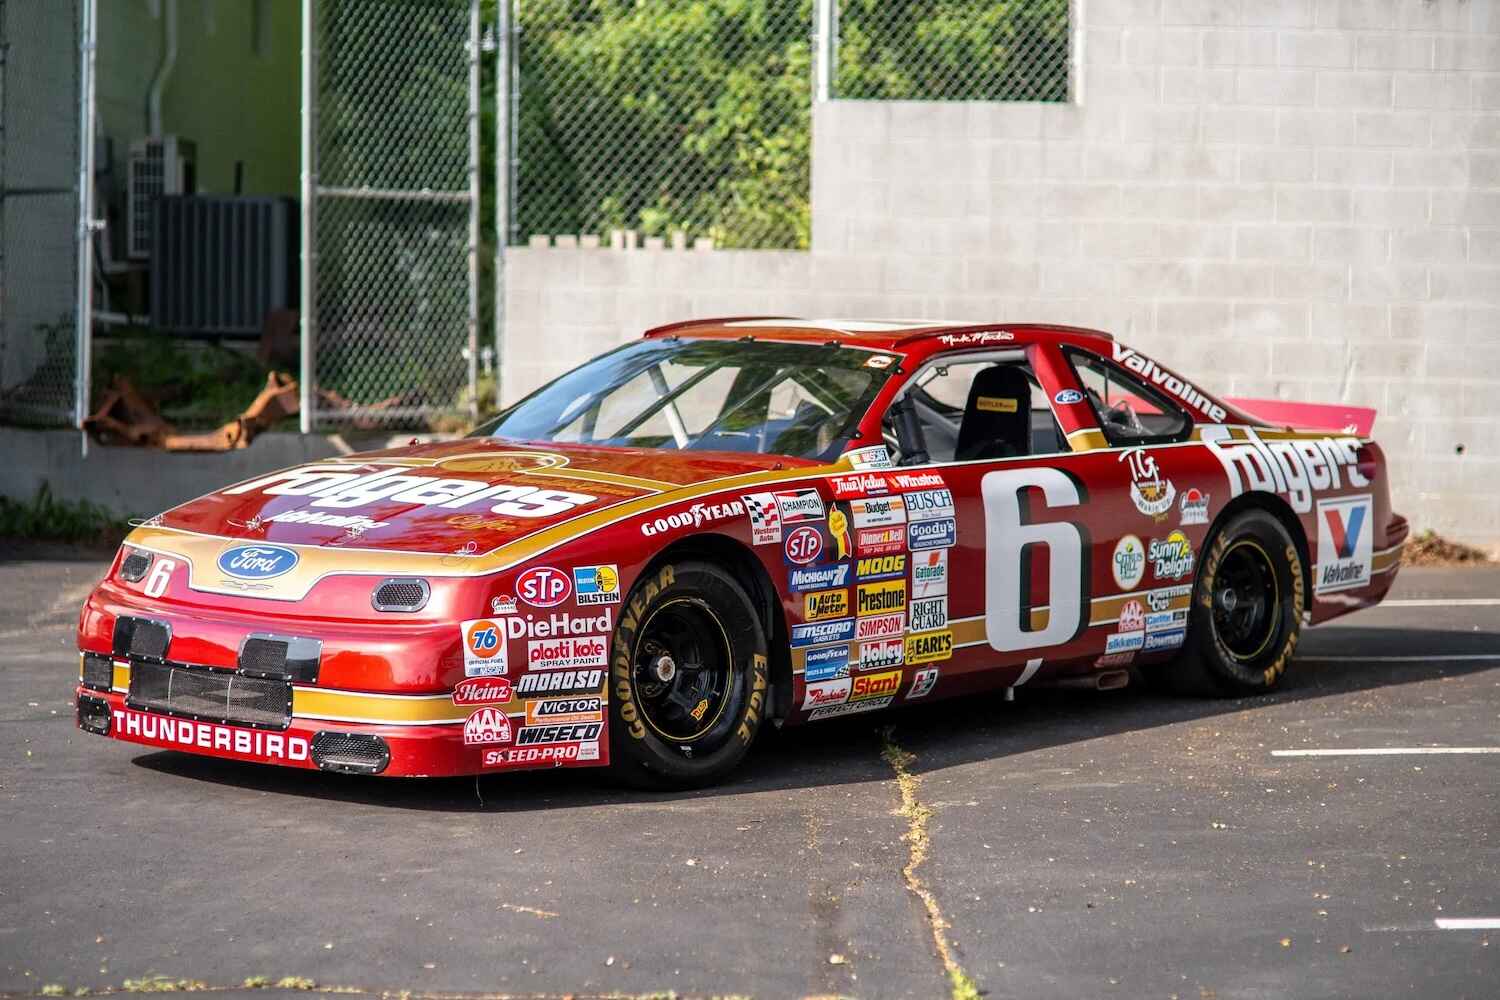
907,517,956,551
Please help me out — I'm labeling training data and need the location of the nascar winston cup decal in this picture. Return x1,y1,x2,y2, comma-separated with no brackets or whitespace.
216,544,299,580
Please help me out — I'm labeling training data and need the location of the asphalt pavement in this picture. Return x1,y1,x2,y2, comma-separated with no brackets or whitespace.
1,553,1497,999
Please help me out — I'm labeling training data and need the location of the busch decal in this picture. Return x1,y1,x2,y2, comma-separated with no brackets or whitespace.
903,489,955,521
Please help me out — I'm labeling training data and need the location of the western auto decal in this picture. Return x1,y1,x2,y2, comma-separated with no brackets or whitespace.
461,619,508,677
784,525,824,565
517,566,571,607
572,564,621,605
911,550,948,598
463,707,514,746
1122,449,1176,521
223,464,596,517
453,677,513,705
1112,534,1145,590
1316,494,1373,593
1200,426,1369,515
742,492,783,545
216,544,299,581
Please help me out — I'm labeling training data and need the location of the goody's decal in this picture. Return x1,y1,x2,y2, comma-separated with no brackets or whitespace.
1316,494,1373,593
517,566,571,607
216,544,299,580
791,618,855,648
787,563,851,592
907,517,956,551
804,643,852,682
573,564,621,605
461,618,509,677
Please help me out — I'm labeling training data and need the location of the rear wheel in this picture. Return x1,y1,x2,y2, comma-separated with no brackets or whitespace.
609,561,769,789
1153,509,1305,695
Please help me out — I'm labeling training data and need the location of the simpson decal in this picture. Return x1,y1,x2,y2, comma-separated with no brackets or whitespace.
1113,534,1146,590
1316,494,1373,593
851,495,906,528
743,492,783,545
776,489,825,524
461,619,508,677
904,630,953,664
572,564,621,605
855,612,906,641
804,643,852,682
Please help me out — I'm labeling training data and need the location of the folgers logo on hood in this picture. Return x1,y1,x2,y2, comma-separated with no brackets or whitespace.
216,544,299,580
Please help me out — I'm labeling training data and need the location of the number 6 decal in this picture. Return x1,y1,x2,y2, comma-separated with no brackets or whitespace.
982,468,1090,652
143,557,177,598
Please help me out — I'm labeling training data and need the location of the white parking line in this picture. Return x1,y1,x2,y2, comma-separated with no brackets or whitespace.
1294,654,1500,662
1435,918,1500,930
1272,747,1500,757
1378,598,1500,607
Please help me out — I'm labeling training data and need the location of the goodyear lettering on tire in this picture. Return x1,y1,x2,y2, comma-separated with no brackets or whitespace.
737,654,768,746
612,565,676,741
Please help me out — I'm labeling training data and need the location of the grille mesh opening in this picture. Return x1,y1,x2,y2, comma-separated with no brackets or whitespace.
120,551,152,582
239,637,288,675
117,618,170,660
82,653,115,691
129,661,291,729
312,731,391,774
373,579,429,612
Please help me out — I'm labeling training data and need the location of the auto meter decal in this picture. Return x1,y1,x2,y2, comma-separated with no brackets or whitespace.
462,707,513,746
216,544,299,580
453,677,513,706
461,619,508,676
784,525,824,565
517,566,571,607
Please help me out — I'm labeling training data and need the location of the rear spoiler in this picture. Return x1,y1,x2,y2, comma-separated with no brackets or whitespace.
1224,397,1376,437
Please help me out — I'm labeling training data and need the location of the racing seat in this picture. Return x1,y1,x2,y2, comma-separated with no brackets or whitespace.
955,365,1031,461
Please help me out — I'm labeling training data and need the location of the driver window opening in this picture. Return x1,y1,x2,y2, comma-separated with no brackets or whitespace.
884,358,1068,465
1065,350,1191,445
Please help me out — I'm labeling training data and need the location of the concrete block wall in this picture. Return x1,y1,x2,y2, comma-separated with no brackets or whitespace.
503,0,1500,544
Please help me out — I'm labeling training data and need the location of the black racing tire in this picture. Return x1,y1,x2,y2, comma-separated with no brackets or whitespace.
608,560,769,789
1152,509,1305,697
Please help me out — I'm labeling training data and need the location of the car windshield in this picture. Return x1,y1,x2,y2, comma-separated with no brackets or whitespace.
472,338,894,461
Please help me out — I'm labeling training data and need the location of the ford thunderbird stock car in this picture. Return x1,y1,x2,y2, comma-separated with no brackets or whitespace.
74,319,1406,788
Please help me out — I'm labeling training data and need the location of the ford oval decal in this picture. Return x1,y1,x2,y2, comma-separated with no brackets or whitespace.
217,544,300,580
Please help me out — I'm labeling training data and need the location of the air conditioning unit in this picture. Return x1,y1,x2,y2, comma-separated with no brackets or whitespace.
127,135,196,260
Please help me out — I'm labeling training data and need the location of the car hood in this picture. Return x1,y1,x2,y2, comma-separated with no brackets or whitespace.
154,438,818,557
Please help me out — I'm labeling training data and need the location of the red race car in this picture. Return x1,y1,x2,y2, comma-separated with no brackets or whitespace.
75,319,1407,787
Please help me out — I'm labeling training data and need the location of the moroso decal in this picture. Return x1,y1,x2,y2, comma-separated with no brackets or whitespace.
517,566,571,607
515,668,604,696
453,676,513,705
461,619,508,677
1200,426,1368,515
223,465,597,517
463,707,514,746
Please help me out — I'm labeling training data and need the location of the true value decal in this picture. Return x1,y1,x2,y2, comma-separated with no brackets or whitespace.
1316,494,1373,593
1201,426,1369,515
223,464,596,517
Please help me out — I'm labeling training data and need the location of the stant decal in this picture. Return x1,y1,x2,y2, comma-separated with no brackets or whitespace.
461,618,508,677
514,668,604,696
463,707,513,746
572,564,621,605
850,670,902,702
517,566,571,607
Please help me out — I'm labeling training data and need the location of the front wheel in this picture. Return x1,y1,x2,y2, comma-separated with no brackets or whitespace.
1153,509,1306,696
609,561,769,789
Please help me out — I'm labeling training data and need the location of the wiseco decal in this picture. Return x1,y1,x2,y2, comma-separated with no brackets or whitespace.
516,722,603,746
223,465,596,518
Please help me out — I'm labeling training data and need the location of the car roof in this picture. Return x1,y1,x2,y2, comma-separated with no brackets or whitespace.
642,316,1117,357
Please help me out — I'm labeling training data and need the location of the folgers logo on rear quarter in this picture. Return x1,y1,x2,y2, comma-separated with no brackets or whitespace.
216,544,299,580
517,566,571,607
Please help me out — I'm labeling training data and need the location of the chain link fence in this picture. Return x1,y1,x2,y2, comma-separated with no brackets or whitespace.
0,0,81,427
309,0,479,431
833,0,1071,102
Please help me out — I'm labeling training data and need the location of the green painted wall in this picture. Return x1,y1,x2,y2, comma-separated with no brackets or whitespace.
98,0,299,198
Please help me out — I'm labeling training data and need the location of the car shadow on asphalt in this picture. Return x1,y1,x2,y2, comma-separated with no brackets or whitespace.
129,624,1500,813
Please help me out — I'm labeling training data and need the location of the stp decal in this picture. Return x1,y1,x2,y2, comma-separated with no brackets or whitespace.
517,566,572,607
1316,494,1373,593
461,619,508,677
784,525,825,565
